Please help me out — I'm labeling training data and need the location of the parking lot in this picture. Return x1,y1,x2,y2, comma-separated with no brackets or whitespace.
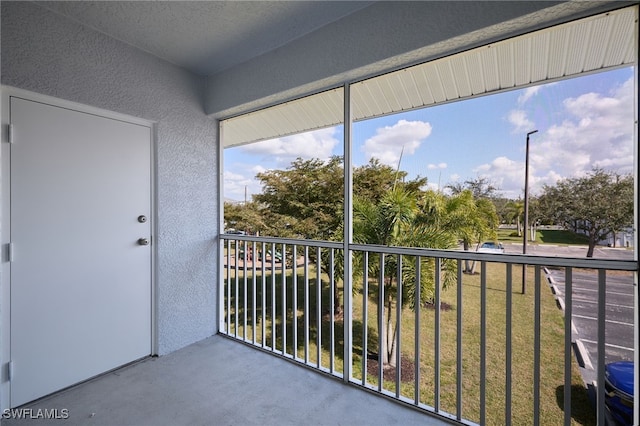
544,266,635,385
501,243,635,386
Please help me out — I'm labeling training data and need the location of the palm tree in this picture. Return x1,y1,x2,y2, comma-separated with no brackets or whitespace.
353,187,457,368
505,200,524,236
419,190,498,273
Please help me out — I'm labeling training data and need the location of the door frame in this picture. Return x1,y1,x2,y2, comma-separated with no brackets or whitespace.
0,86,158,411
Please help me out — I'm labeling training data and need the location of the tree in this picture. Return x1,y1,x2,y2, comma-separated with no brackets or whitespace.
251,156,431,318
446,177,503,255
251,156,430,238
492,196,513,225
252,156,346,315
536,168,634,257
224,201,268,234
527,197,543,242
353,187,457,368
447,176,499,199
505,200,524,236
254,156,344,239
418,189,498,273
354,158,427,203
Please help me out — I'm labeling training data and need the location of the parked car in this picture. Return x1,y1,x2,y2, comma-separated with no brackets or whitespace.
477,241,505,254
605,361,634,426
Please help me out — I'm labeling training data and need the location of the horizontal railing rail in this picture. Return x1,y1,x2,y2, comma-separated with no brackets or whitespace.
219,234,637,425
221,233,637,270
349,242,637,270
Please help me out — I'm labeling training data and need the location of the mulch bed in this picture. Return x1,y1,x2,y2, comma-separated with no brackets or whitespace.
365,353,415,383
323,303,453,383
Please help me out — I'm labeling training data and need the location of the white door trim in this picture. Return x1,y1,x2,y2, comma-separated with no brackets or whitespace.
0,86,158,411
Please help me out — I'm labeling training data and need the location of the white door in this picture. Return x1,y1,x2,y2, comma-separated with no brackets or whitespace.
9,97,152,407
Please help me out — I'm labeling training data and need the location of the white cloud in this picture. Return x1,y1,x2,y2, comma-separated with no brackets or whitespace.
225,128,341,201
517,81,558,105
475,76,634,198
362,119,432,166
425,182,441,192
428,162,447,169
251,164,266,174
473,156,522,197
533,76,634,178
473,157,566,198
508,109,535,133
517,86,540,104
240,127,340,167
223,168,262,202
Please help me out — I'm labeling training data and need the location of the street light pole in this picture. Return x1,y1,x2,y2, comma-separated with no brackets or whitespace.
522,129,538,294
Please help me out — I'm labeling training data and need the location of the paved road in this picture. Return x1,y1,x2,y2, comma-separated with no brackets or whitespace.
503,242,635,260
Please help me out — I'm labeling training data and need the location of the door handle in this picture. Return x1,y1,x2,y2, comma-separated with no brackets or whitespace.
137,238,150,246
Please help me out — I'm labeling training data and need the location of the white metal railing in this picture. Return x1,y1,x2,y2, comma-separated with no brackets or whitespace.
219,234,637,425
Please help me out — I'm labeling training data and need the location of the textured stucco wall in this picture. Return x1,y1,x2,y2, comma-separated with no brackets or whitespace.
205,0,627,119
1,1,219,355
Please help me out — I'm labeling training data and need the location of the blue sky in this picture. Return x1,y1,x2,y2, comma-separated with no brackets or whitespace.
224,66,635,201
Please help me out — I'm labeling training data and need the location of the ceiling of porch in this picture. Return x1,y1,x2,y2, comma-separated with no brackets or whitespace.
36,1,374,76
221,5,637,148
31,2,637,149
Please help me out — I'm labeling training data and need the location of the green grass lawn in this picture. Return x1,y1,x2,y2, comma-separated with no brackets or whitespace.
497,228,590,245
225,258,594,425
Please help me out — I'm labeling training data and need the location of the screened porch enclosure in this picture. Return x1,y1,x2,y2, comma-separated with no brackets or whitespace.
220,6,638,426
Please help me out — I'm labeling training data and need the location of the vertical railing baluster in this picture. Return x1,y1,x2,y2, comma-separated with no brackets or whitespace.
317,247,322,368
293,245,298,359
282,244,287,355
597,269,606,426
304,246,310,363
378,253,385,392
564,267,573,426
362,251,369,386
414,256,421,406
395,254,402,398
226,239,231,334
234,240,239,338
252,241,257,344
271,242,276,351
434,257,441,412
456,259,463,421
534,266,541,426
480,261,487,425
261,242,266,348
506,263,513,424
329,248,335,373
243,241,248,340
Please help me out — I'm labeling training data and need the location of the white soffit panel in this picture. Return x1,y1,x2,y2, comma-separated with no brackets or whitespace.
352,6,636,121
222,6,636,148
222,87,344,148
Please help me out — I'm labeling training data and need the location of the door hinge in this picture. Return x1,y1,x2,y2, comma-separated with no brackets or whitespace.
7,361,13,380
7,243,14,262
8,124,14,144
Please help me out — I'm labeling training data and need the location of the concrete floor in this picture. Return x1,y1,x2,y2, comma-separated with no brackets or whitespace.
4,335,449,426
